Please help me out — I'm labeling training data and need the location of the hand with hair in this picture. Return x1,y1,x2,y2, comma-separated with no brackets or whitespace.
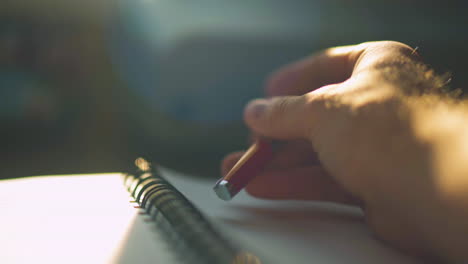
221,41,468,262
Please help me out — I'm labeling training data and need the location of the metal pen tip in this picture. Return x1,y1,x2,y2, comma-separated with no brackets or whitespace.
213,180,233,201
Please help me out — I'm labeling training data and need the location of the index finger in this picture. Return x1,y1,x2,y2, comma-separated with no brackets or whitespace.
265,44,366,97
265,41,419,97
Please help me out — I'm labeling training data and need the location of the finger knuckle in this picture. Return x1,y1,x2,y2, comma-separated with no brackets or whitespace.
375,41,418,59
274,97,290,115
265,97,290,126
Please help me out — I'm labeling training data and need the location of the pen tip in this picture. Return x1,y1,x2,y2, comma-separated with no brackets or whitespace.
213,180,233,201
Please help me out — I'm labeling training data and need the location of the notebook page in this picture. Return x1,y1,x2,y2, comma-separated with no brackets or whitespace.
0,171,423,264
160,168,422,264
0,174,177,264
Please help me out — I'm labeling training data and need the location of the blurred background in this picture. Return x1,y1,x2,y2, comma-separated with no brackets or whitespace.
0,0,467,179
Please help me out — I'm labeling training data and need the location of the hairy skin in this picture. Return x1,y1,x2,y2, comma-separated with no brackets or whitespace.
222,41,468,262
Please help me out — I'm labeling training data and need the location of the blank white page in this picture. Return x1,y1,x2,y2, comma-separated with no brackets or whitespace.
0,174,176,264
0,171,422,264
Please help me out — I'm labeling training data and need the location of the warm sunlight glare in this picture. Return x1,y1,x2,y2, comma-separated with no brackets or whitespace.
0,174,137,264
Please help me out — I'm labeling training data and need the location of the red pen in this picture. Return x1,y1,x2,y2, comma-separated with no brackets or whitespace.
213,138,279,201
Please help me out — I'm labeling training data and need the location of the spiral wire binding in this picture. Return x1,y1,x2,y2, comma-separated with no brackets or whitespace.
123,158,262,264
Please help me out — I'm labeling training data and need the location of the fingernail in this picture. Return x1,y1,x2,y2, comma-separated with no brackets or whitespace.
246,99,269,119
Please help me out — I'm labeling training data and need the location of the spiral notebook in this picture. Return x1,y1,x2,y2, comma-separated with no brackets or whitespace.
0,159,421,264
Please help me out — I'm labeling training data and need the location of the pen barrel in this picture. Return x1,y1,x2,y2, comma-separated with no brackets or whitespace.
222,138,274,196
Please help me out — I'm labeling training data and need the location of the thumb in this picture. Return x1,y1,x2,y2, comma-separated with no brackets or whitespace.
244,94,319,140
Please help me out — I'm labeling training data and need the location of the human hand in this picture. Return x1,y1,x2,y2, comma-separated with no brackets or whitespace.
221,41,453,260
223,41,423,203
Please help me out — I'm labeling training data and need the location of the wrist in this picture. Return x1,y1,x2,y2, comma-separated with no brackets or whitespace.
410,97,468,209
381,95,468,262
